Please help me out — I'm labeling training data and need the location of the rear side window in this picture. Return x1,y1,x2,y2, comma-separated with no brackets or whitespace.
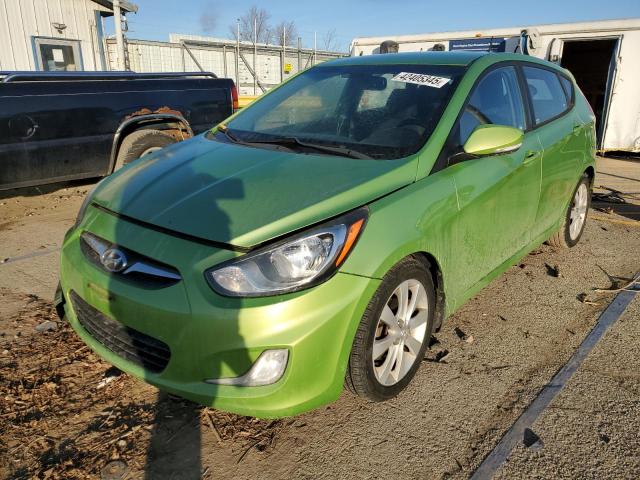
523,66,569,125
457,66,526,145
558,75,574,103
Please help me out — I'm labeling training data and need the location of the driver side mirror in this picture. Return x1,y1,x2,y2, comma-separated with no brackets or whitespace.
463,125,524,157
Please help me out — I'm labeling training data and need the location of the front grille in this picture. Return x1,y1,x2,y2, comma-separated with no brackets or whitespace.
70,291,171,373
79,232,182,289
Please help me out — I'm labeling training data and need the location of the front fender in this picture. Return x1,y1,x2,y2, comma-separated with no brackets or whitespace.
341,169,460,315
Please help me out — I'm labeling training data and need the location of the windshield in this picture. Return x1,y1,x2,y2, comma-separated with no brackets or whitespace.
217,64,465,159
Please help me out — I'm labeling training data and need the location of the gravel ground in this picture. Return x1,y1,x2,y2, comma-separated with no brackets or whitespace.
1,177,639,480
495,296,640,479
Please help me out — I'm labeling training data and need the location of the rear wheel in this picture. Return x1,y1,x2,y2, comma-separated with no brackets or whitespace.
548,173,591,248
114,129,177,170
346,256,435,401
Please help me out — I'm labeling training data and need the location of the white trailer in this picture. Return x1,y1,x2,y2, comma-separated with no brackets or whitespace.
351,18,640,153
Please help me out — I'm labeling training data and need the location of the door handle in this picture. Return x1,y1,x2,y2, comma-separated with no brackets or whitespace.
522,150,540,165
573,124,582,133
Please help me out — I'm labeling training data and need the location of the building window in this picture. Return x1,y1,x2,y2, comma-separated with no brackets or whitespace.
33,37,83,71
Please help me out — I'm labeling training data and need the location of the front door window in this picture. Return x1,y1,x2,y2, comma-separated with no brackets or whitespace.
458,66,526,146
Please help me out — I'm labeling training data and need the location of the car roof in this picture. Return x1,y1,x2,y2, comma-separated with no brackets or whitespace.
318,52,566,72
319,51,489,67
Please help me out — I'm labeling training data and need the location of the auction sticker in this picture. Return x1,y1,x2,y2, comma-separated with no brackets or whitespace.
391,72,451,88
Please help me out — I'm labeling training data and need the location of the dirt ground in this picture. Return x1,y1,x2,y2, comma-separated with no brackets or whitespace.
1,160,639,479
593,155,640,221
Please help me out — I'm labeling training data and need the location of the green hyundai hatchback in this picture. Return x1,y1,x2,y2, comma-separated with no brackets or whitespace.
57,51,595,418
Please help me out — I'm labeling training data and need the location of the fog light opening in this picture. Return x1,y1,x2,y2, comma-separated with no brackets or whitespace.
205,349,289,387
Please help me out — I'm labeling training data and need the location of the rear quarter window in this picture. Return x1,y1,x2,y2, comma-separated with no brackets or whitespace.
559,75,574,104
523,66,569,125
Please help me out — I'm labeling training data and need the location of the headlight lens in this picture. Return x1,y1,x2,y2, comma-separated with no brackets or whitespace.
206,207,368,297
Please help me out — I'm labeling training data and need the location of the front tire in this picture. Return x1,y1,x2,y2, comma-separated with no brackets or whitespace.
548,173,591,248
346,256,435,401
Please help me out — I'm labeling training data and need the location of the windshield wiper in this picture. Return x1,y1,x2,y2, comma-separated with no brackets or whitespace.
218,126,371,160
217,124,247,145
246,136,372,160
217,125,296,152
288,137,373,160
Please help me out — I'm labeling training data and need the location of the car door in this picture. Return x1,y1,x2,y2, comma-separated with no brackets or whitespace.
443,65,543,299
521,66,582,234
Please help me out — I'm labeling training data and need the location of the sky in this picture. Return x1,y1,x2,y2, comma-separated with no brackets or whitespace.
110,0,640,52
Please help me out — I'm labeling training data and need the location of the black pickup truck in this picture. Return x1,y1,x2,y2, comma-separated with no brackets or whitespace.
0,71,237,190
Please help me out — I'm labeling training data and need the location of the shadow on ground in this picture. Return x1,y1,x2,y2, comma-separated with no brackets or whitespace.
592,188,640,221
0,178,99,200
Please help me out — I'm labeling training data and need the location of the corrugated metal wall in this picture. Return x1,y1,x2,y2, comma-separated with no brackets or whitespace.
0,0,109,70
106,37,345,96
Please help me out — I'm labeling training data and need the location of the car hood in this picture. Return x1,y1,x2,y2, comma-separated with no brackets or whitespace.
93,134,417,248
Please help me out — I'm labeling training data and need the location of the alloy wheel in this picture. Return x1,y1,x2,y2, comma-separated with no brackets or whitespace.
372,279,429,386
569,183,588,240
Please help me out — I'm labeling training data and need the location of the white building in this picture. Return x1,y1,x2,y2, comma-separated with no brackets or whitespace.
351,19,640,153
0,1,344,96
0,0,137,71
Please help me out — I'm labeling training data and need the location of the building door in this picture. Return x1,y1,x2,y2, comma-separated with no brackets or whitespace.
34,37,83,71
559,37,619,149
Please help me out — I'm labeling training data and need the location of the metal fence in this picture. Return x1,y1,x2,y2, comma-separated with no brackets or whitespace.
106,36,346,96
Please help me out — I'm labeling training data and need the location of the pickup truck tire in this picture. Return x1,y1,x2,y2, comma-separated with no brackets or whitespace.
114,129,177,170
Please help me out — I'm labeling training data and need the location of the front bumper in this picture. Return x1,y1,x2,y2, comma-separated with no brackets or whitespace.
59,206,380,418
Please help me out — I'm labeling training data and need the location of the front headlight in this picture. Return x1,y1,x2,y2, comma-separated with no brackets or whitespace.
206,207,368,297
